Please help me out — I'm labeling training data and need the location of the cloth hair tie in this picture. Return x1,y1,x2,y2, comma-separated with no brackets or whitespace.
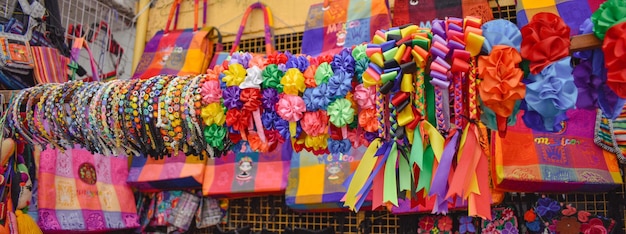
301,110,329,137
276,94,306,138
354,84,376,109
315,62,334,85
230,52,252,68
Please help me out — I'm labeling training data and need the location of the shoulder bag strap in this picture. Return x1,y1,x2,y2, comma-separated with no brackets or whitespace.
230,2,275,55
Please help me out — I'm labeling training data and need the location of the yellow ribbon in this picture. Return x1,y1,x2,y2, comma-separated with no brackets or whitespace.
343,139,382,211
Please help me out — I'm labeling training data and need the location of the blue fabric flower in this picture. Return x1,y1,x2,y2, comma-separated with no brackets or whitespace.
262,111,280,130
331,48,355,75
535,197,561,220
524,57,577,132
328,138,351,155
286,55,310,73
327,71,352,98
275,118,290,140
525,218,541,232
482,19,522,53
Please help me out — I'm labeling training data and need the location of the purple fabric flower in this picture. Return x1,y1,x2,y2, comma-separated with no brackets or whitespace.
331,48,356,75
364,131,378,142
262,111,280,130
328,138,351,155
313,83,331,110
459,216,475,234
535,197,561,220
286,55,310,73
223,86,243,109
261,88,279,111
327,71,352,98
303,88,318,111
573,60,602,110
278,64,287,73
229,52,252,68
501,222,519,234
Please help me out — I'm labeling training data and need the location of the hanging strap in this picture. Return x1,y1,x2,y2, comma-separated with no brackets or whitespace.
70,37,99,81
229,2,275,55
165,0,202,33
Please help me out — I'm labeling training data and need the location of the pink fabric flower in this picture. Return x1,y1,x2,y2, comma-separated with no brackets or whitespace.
201,80,222,104
354,84,376,109
276,94,306,122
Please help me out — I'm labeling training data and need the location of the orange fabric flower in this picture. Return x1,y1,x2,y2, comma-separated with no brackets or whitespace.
520,12,571,74
478,45,525,131
303,64,318,88
358,108,379,132
524,209,537,222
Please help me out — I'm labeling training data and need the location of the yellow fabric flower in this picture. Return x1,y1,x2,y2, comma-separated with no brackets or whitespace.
222,63,247,86
280,68,306,95
305,134,328,151
201,103,226,126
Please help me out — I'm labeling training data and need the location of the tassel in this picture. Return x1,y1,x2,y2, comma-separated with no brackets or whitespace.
15,210,42,234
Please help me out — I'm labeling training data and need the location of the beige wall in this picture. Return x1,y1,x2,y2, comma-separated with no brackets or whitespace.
147,0,325,42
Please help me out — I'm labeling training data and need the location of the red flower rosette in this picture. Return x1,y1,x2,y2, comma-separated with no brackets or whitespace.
602,21,626,98
240,88,262,111
521,12,571,74
225,109,251,132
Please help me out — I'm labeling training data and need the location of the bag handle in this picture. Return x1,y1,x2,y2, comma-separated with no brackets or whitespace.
165,0,207,33
229,2,275,55
70,37,99,81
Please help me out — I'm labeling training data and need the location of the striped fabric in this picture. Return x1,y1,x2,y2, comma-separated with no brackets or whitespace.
31,46,69,84
127,151,207,192
595,106,626,164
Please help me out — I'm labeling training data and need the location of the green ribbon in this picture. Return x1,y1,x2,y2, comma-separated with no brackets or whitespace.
398,146,411,193
591,0,626,40
383,142,398,206
425,74,436,127
261,64,284,93
352,44,368,61
315,62,334,85
328,98,355,127
204,124,226,150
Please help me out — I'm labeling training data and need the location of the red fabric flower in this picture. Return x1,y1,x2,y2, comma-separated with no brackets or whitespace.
602,21,626,98
225,109,251,132
578,211,591,223
358,108,379,132
418,216,435,231
267,52,288,65
301,110,329,136
317,54,334,64
521,12,571,74
437,216,453,231
303,64,318,88
240,88,262,111
581,218,607,234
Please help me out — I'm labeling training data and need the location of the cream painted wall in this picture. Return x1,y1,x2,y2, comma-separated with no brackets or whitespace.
147,0,325,43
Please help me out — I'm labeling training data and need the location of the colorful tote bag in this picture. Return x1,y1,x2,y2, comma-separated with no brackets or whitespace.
301,0,391,56
37,146,139,232
210,2,275,69
30,46,69,83
132,0,214,79
392,0,493,28
516,0,603,34
285,146,367,211
202,142,292,197
492,109,623,193
127,152,207,192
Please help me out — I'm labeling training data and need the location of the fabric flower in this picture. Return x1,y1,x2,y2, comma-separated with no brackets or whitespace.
352,44,368,61
347,130,369,148
248,55,267,70
313,83,331,110
581,218,607,234
573,60,604,109
204,124,226,150
225,109,251,132
267,52,288,65
536,197,561,220
262,111,280,130
327,71,352,98
303,63,318,88
578,211,591,223
358,109,379,132
276,94,306,122
201,80,222,104
459,216,475,234
274,118,290,140
557,216,581,234
478,45,525,131
301,110,329,136
206,65,223,81
331,48,356,75
525,57,577,132
222,63,247,86
328,138,351,155
525,217,541,232
481,19,522,53
286,55,310,73
239,66,263,89
223,86,243,109
262,88,280,111
354,84,376,109
602,21,626,98
501,222,518,234
305,134,328,151
521,12,571,74
524,209,537,222
315,62,334,85
354,59,368,84
281,68,306,95
364,131,378,142
261,64,284,93
328,98,355,127
229,52,252,68
561,204,577,216
240,88,261,111
437,216,453,231
418,216,435,231
591,0,626,40
248,132,268,152
201,103,226,126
